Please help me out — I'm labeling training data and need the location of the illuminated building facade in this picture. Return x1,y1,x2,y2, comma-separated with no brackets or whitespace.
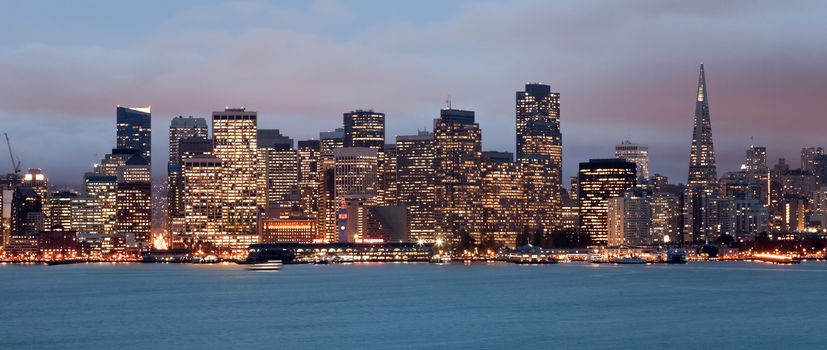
801,147,823,172
116,155,152,251
182,156,223,251
257,130,298,210
434,108,482,245
212,107,259,252
344,110,385,150
116,106,152,165
167,116,208,236
71,196,105,235
297,140,321,218
334,147,378,243
96,149,138,177
578,158,636,245
687,64,718,192
649,191,681,244
344,110,389,205
615,141,649,181
47,190,77,231
516,83,562,231
317,129,344,242
607,190,651,246
480,151,524,247
84,173,117,235
396,132,436,242
9,187,44,252
261,218,316,243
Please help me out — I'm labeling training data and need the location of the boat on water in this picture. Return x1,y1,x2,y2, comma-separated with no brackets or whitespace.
248,260,283,271
751,254,801,264
666,248,688,264
613,257,647,264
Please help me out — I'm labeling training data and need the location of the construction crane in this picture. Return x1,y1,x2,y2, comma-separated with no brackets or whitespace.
4,133,21,176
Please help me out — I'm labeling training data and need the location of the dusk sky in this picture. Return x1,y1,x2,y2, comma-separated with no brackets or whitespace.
1,0,825,187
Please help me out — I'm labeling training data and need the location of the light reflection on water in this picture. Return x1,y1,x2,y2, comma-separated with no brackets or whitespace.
1,261,826,349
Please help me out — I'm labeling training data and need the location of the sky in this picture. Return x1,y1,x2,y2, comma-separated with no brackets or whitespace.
1,0,825,188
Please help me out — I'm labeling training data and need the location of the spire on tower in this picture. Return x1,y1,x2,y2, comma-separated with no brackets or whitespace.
696,63,707,102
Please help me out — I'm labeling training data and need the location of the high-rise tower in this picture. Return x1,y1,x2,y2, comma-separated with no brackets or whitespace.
516,83,562,231
212,107,259,254
687,64,717,191
116,106,152,165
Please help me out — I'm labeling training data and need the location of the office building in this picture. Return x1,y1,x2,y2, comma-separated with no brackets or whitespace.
116,155,152,251
687,64,718,193
212,107,259,253
615,141,649,181
434,108,483,245
607,190,651,246
116,106,152,164
181,156,223,252
396,132,437,243
480,151,524,247
578,158,636,245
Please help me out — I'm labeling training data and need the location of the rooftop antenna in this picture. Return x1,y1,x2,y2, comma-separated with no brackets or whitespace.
445,95,452,110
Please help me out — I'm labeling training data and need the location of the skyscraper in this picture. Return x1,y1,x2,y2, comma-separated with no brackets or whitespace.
84,172,117,235
396,132,436,243
745,145,768,175
801,147,823,172
168,116,209,162
516,83,562,231
343,110,385,150
116,154,152,251
167,116,209,239
607,189,652,246
297,140,321,218
615,141,649,181
212,107,259,254
578,158,637,245
434,108,482,245
182,156,223,252
687,64,717,192
333,147,378,242
257,130,297,210
317,129,344,242
116,106,152,165
481,151,524,247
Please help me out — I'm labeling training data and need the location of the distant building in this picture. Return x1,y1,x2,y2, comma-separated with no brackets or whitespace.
182,156,223,251
317,129,345,242
212,107,259,254
516,83,562,231
116,154,152,251
481,151,524,247
396,132,437,243
607,190,651,246
334,147,379,243
261,218,316,243
116,106,152,165
297,140,321,219
167,116,209,237
434,108,482,245
8,187,44,253
257,129,298,210
615,141,649,181
801,147,823,173
649,191,681,244
343,110,385,150
687,64,718,193
84,173,117,235
578,158,637,245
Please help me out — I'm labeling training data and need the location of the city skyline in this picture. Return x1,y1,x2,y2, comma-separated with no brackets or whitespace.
1,1,826,186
